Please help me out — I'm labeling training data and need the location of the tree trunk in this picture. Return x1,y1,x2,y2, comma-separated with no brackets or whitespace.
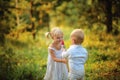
15,0,20,26
105,0,112,33
30,0,36,39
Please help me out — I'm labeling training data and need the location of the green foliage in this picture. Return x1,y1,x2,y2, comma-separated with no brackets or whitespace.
0,0,120,79
0,36,47,80
84,27,120,80
1,0,120,44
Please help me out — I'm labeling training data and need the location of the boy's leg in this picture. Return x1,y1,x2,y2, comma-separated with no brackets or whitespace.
68,73,77,80
81,77,84,80
77,75,84,80
77,77,84,80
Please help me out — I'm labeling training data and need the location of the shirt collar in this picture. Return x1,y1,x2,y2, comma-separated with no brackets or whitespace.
70,44,82,48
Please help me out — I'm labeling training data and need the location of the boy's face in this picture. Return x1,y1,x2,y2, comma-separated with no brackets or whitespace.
70,36,76,44
70,31,80,44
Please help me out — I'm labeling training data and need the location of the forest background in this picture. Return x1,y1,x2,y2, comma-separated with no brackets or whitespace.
0,0,120,80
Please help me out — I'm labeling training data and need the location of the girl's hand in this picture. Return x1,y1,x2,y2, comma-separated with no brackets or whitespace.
62,48,66,52
62,59,67,64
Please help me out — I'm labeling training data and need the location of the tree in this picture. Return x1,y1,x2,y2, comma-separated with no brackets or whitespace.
90,0,120,34
105,0,112,33
50,0,120,34
0,0,52,40
0,0,11,45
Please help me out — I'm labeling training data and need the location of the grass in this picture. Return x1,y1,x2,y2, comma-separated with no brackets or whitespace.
0,26,120,80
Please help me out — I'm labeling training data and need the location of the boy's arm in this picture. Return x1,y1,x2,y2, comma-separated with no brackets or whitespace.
49,49,67,63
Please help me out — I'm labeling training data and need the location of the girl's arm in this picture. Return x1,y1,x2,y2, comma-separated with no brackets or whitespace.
49,49,67,63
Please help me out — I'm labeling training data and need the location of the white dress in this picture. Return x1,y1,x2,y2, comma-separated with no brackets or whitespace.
44,46,68,80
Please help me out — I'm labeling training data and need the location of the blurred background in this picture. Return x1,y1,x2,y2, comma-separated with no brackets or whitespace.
0,0,120,80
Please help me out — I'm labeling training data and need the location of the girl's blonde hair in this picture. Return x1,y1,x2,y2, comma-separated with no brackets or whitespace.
45,27,63,39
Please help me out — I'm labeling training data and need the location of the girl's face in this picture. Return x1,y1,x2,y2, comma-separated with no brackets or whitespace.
53,34,63,44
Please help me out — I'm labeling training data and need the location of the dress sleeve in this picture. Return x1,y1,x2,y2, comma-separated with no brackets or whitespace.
48,47,55,51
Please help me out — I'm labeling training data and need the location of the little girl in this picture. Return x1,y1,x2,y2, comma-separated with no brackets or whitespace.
44,27,68,80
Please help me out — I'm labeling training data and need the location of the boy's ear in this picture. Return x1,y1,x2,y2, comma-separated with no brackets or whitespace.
73,39,75,42
73,38,78,44
72,38,75,43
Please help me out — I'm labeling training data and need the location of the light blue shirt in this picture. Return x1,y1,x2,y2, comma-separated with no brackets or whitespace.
62,45,88,74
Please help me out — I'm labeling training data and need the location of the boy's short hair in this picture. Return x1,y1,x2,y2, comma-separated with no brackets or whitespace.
70,29,84,44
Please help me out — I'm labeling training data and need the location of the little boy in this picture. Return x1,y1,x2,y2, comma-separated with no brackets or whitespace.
62,29,88,80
